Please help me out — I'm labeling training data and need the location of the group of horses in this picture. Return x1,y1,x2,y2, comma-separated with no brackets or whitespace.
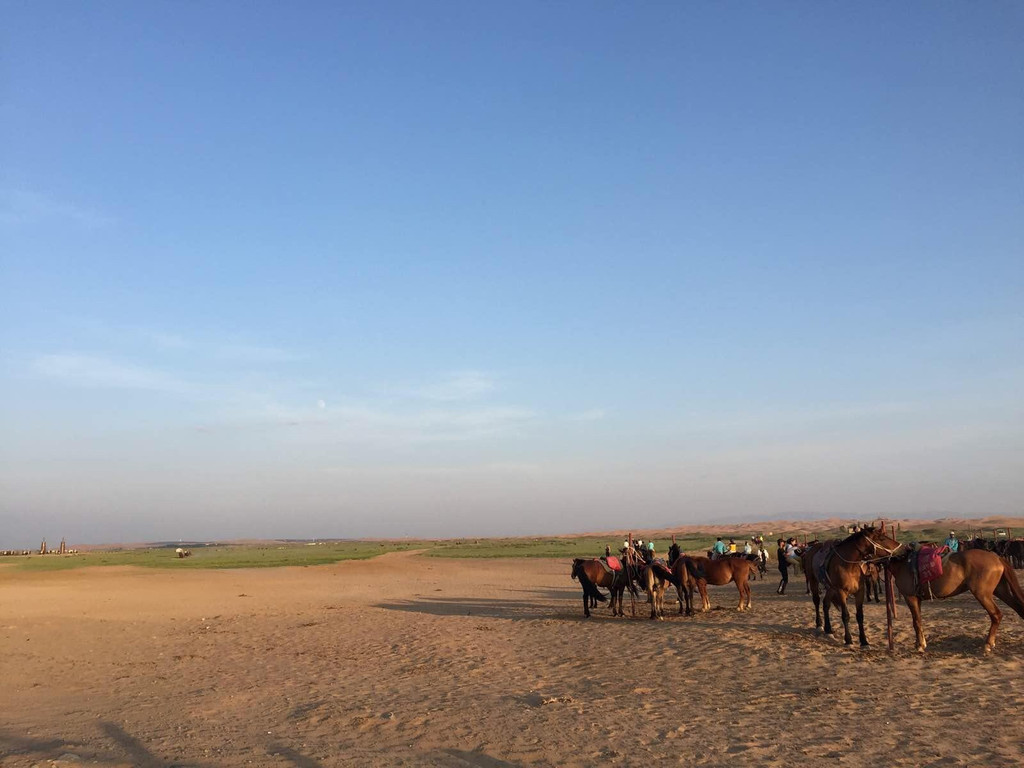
571,543,757,620
962,536,1024,569
572,527,1024,654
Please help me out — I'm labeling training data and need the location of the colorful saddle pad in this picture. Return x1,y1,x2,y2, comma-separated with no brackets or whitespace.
604,555,622,572
916,545,949,584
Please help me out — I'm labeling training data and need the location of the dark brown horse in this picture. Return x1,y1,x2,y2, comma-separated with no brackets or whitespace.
886,548,1024,653
802,527,900,646
571,558,635,618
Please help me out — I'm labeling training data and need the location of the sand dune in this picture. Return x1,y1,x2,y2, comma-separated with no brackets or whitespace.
2,552,1022,767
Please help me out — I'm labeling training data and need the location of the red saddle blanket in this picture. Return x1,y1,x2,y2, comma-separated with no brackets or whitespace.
603,555,622,572
917,545,949,584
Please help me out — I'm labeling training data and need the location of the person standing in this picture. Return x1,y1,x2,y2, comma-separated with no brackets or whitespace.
776,538,789,594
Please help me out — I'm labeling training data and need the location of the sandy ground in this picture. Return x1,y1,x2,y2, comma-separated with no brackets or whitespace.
1,553,1022,767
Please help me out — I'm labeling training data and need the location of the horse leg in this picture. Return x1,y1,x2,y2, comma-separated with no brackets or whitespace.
811,588,822,631
676,583,685,615
836,590,853,646
905,594,926,652
855,582,868,647
822,588,834,636
699,581,710,611
975,592,1002,653
583,589,590,619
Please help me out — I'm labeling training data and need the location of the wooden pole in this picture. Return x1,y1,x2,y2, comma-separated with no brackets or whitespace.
622,536,630,618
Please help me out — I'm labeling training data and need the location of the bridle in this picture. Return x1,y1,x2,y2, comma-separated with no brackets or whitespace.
832,533,904,566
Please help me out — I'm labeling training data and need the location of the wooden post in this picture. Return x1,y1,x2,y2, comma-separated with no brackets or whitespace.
627,532,636,617
885,562,895,652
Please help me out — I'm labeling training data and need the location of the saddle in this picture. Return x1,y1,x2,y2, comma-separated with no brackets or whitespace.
812,542,836,589
602,555,622,572
913,545,951,585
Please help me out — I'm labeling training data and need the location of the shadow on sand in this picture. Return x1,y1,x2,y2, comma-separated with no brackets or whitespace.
376,596,559,620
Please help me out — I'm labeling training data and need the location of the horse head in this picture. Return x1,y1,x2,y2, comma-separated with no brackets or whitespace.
667,542,681,566
851,526,902,558
570,558,583,580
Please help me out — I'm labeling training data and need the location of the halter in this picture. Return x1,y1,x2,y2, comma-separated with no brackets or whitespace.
866,536,904,558
831,534,904,566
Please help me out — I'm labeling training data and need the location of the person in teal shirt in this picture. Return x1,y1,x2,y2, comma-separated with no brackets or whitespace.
712,537,727,558
944,531,959,552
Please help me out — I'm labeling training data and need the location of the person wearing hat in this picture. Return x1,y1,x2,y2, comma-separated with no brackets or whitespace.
944,530,960,553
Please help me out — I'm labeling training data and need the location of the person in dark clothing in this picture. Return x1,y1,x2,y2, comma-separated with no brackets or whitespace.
776,538,789,594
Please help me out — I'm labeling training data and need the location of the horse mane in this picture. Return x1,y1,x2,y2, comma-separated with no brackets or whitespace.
838,526,876,547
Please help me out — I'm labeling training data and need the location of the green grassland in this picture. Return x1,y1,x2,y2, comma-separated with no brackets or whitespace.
2,521,1001,573
6,541,428,573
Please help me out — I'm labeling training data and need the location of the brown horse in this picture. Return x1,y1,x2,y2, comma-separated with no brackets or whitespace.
571,558,635,618
862,561,883,604
682,554,753,611
642,561,673,620
665,545,704,616
886,548,1024,653
803,527,900,646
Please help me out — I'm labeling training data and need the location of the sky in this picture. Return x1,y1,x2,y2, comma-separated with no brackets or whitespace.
2,3,1023,545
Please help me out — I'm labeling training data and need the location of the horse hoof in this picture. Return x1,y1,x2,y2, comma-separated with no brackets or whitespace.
984,643,994,654
860,640,870,648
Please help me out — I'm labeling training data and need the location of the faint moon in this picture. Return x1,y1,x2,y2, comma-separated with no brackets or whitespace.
317,399,326,409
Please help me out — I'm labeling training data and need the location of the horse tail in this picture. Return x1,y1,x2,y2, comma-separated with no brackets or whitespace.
577,566,607,603
684,557,704,583
654,561,678,587
996,558,1024,619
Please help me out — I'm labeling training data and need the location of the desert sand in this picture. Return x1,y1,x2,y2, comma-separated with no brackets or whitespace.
2,552,1022,767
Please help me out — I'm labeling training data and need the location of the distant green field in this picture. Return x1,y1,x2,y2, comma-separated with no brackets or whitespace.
6,541,428,572
1,522,990,573
423,535,714,559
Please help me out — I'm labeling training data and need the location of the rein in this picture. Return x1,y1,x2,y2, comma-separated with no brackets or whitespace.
831,535,903,566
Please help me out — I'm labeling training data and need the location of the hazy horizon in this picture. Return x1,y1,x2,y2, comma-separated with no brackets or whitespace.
3,4,1023,548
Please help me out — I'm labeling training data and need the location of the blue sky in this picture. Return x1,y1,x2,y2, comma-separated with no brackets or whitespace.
2,3,1022,545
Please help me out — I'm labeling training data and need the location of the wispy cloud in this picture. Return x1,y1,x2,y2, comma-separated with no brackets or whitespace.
401,370,497,402
31,354,192,394
569,408,607,422
215,343,301,363
0,189,115,228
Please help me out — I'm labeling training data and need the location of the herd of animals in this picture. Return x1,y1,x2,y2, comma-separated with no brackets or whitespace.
571,527,1024,654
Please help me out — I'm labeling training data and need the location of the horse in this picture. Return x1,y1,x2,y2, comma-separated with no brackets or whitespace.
571,558,636,618
665,544,704,616
672,543,752,611
641,561,676,620
885,547,1024,653
802,527,900,647
861,561,883,604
